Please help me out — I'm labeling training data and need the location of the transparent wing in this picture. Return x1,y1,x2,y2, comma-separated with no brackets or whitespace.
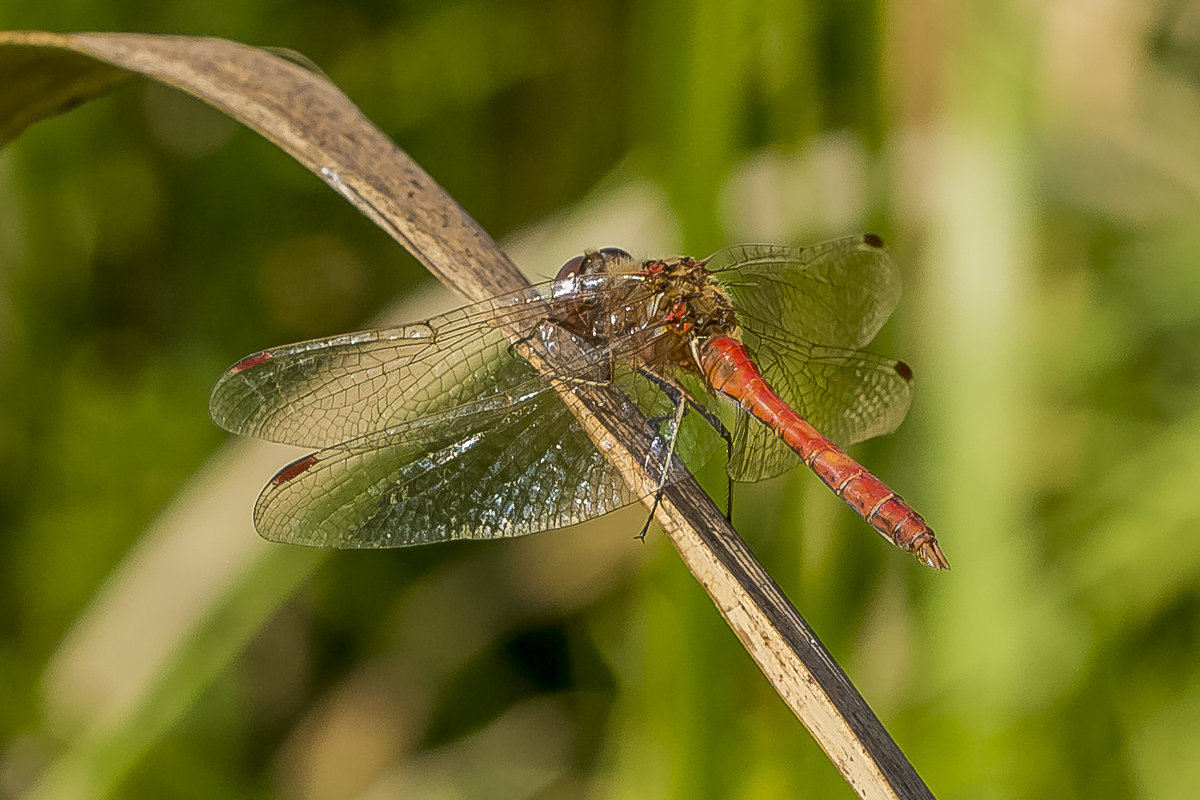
707,235,900,350
209,277,634,449
706,236,913,482
254,388,643,547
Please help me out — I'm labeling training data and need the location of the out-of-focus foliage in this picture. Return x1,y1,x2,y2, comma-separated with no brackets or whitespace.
2,1,1199,798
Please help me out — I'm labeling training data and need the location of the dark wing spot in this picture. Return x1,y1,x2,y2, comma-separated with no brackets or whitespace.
863,233,885,248
230,350,274,373
894,360,914,381
271,454,319,485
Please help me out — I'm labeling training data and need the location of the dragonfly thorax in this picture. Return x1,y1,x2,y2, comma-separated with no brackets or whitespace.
639,256,741,375
548,250,740,377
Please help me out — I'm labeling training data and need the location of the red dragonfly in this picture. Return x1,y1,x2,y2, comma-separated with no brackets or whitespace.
210,234,948,569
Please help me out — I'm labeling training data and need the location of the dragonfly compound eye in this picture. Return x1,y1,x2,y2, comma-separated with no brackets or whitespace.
558,248,632,281
597,247,632,262
555,254,586,282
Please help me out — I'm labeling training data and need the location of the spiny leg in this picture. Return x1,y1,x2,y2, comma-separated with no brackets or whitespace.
638,368,735,521
634,389,688,540
634,369,737,540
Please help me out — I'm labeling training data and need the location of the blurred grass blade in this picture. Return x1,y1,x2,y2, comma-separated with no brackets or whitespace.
0,30,524,299
31,541,322,800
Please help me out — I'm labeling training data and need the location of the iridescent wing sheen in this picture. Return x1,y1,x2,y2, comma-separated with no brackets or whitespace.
253,384,641,547
705,236,913,482
251,358,726,548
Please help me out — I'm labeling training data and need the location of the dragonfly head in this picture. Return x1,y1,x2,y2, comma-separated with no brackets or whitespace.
555,247,633,281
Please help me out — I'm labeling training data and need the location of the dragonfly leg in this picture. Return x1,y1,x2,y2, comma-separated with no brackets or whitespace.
631,380,690,540
636,492,662,541
633,371,734,532
627,371,686,540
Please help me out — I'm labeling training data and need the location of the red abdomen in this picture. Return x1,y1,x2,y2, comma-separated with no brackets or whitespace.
699,336,948,569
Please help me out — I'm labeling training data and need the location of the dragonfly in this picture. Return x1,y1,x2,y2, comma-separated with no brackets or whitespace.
210,234,948,569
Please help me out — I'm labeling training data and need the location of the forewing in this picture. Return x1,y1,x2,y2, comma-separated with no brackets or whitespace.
708,235,900,350
209,281,621,449
254,388,639,547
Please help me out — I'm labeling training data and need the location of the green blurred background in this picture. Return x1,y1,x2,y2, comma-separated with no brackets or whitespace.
3,1,1200,798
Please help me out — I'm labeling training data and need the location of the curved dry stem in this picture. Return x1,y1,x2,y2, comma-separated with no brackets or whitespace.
0,30,935,799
